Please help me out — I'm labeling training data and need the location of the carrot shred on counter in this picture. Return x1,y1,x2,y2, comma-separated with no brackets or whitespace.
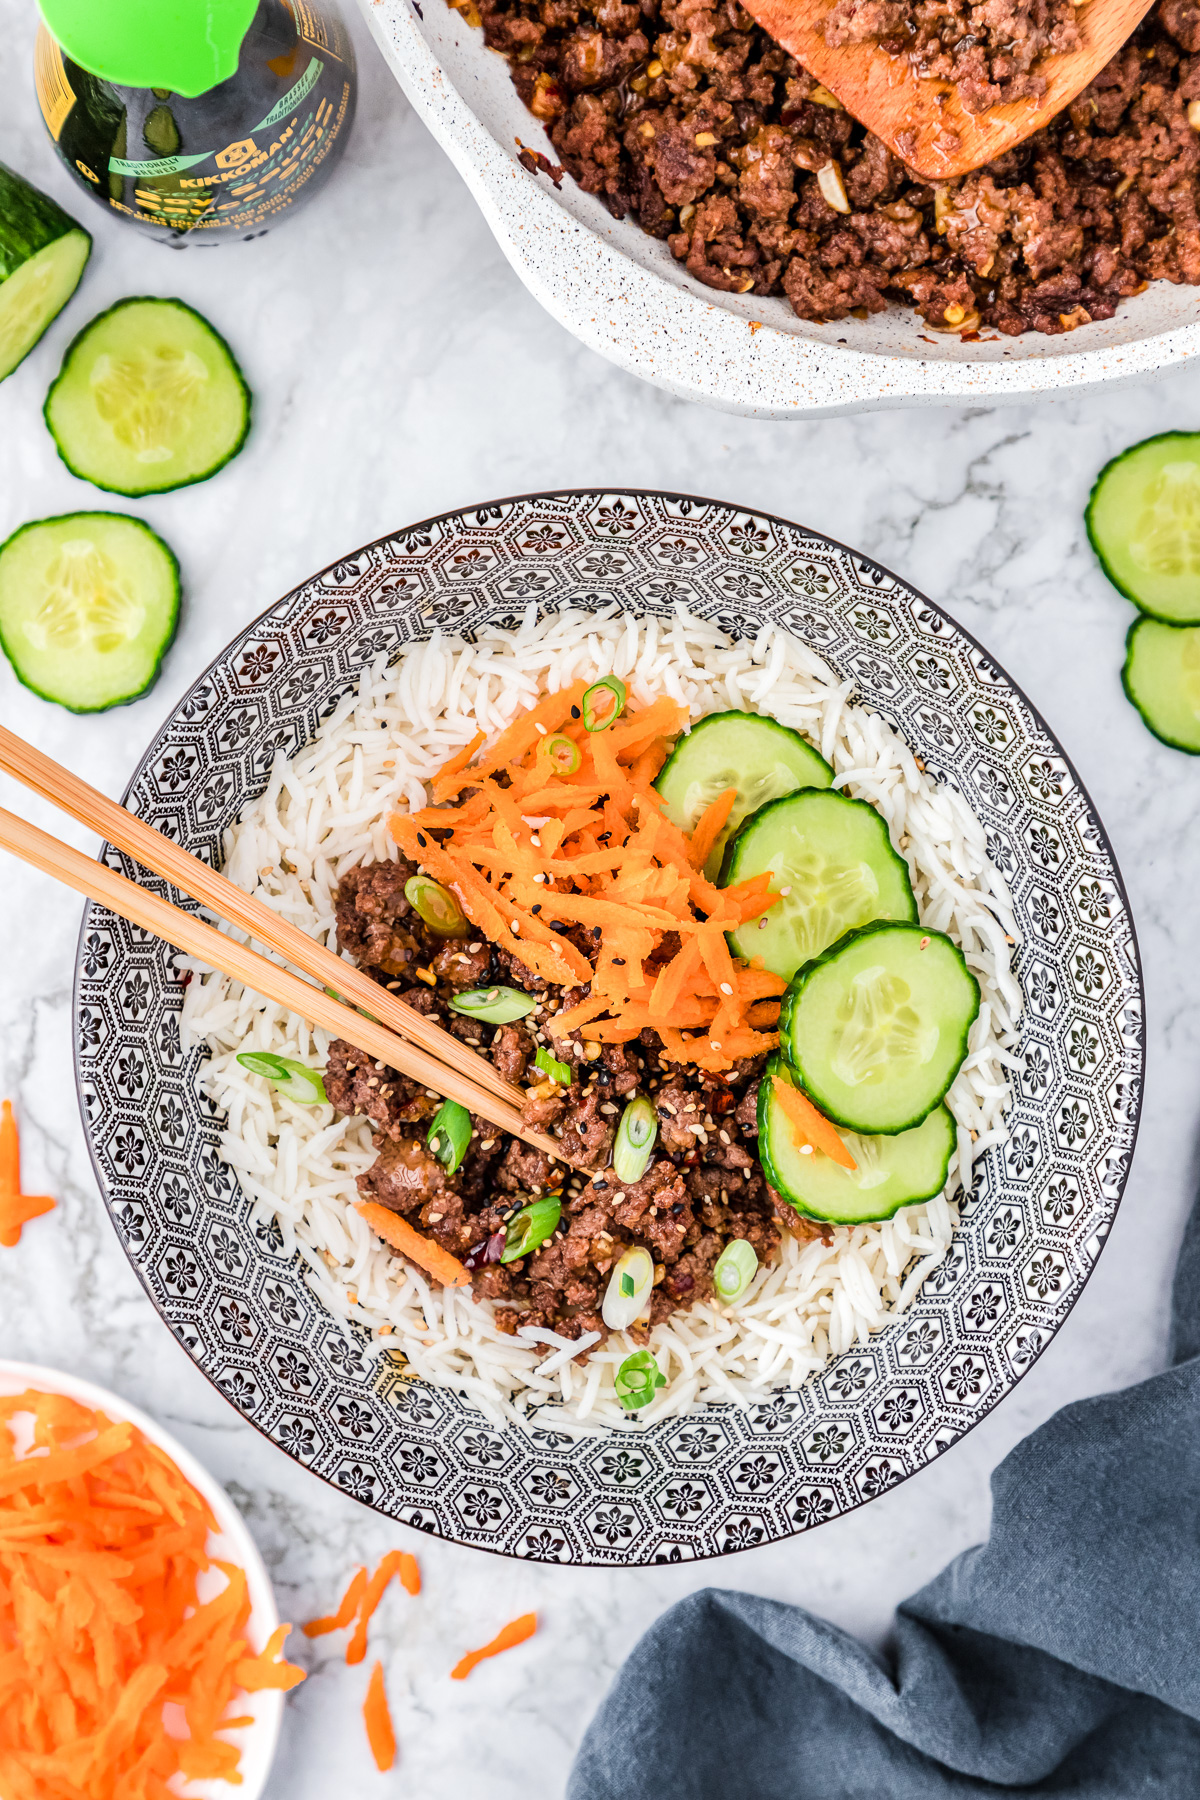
363,1661,397,1772
356,1201,470,1287
0,1389,305,1799
772,1075,857,1170
303,1564,367,1637
0,1100,56,1248
347,1551,407,1665
303,1549,421,1662
390,696,790,1072
450,1612,538,1680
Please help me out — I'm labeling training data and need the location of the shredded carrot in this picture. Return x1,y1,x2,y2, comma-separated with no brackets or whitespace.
0,1389,305,1799
390,693,793,1072
398,1551,421,1596
357,1202,471,1286
687,787,738,870
303,1564,367,1637
235,1621,308,1691
0,1100,56,1248
772,1075,857,1170
450,1612,537,1680
347,1551,407,1665
363,1661,397,1771
432,728,486,785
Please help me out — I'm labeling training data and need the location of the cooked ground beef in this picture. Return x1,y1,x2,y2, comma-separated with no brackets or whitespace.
334,858,432,977
326,859,829,1342
822,0,1079,115
468,0,1200,336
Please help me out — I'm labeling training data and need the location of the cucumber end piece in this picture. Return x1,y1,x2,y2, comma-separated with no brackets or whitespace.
0,228,91,384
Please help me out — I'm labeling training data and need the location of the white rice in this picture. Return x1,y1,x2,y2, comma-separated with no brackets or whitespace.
182,603,1021,1435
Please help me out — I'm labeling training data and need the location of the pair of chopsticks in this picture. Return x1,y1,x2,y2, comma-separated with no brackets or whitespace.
0,723,573,1166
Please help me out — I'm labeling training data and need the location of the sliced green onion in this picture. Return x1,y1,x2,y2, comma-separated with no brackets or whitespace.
713,1238,759,1303
537,732,581,776
602,1245,654,1330
582,675,627,732
404,874,469,938
535,1044,572,1085
501,1193,562,1263
612,1096,657,1185
236,1052,327,1105
426,1099,472,1174
614,1348,666,1412
449,986,538,1024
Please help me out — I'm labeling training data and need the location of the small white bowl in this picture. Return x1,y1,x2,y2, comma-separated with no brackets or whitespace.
0,1360,284,1800
360,0,1200,417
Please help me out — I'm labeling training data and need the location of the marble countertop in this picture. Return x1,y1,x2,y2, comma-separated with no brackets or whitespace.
2,3,1198,1793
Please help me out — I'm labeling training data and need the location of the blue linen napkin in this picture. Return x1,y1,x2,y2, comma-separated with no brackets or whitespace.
568,1194,1200,1798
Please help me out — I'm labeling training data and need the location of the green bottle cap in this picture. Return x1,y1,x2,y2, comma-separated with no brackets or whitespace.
38,0,259,98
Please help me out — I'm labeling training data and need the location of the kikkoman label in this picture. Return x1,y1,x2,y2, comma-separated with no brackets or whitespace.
33,18,354,241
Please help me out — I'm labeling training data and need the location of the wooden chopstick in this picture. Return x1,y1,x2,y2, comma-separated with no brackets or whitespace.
0,723,518,1109
0,807,572,1166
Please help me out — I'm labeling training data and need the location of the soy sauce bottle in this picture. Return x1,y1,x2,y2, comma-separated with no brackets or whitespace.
34,0,356,243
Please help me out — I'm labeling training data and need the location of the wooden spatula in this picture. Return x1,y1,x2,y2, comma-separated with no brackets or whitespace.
741,0,1157,180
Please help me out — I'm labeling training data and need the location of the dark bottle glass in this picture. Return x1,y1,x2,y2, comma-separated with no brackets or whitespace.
34,0,356,244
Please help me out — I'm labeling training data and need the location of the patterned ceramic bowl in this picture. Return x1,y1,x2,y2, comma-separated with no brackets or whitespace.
361,0,1198,419
74,490,1143,1565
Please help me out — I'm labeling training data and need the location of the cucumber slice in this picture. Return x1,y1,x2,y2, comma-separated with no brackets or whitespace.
759,1058,955,1224
0,162,91,382
0,512,180,712
655,710,833,878
45,297,250,497
779,921,979,1135
1122,616,1200,753
722,789,917,981
1087,431,1200,622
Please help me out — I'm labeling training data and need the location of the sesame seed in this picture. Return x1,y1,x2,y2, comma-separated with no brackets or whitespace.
779,886,792,897
719,982,733,995
469,942,482,953
511,920,521,935
535,722,548,735
800,1144,813,1155
757,917,769,929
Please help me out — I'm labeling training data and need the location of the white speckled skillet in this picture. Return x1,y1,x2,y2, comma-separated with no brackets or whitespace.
359,0,1200,417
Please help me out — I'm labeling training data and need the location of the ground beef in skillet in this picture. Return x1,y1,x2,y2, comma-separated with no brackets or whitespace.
464,0,1200,336
822,0,1080,115
326,861,835,1341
